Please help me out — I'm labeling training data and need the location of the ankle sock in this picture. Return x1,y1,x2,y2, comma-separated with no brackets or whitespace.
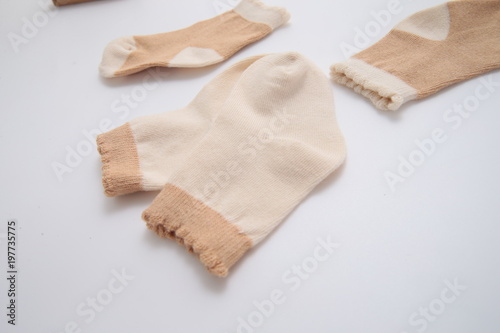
330,0,500,111
96,55,266,197
99,0,290,78
141,52,346,277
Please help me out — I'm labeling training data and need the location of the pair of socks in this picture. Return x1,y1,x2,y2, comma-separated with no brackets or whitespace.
97,52,346,277
331,0,500,111
99,0,290,78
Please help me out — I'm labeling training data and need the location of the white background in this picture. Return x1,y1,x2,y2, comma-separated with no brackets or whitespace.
1,0,499,332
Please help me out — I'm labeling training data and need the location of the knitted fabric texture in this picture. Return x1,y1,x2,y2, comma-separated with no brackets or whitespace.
96,55,267,196
331,0,500,111
141,52,347,277
99,0,290,78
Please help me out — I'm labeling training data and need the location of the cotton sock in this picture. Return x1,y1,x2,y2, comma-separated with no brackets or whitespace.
96,54,266,197
99,0,290,78
142,52,347,277
330,0,500,111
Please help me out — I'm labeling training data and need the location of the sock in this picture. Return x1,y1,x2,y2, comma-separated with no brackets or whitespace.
53,0,97,5
96,55,266,197
99,0,290,78
330,0,500,111
141,52,347,277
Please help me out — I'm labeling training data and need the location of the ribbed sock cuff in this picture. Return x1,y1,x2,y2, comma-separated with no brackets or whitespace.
330,58,418,111
234,0,291,30
96,123,143,197
142,184,252,277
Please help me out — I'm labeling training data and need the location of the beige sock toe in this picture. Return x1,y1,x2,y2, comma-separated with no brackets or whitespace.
99,36,137,78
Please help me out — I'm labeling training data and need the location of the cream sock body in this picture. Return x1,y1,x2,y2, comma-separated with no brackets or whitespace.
142,52,347,277
96,55,266,196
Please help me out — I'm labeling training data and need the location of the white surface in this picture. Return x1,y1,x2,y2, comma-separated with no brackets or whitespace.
1,0,499,332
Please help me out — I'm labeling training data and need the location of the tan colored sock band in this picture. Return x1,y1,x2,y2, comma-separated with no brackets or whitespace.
96,123,143,197
142,184,252,277
53,0,98,6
